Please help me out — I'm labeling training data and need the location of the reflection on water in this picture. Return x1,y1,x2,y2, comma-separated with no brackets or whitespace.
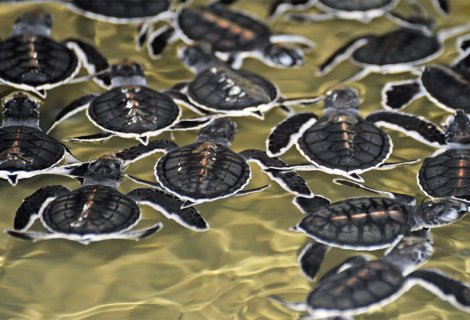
0,1,469,319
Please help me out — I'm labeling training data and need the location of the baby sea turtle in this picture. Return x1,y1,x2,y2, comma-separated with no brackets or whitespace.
129,118,313,207
0,10,110,97
382,34,470,113
0,92,81,186
166,45,322,119
292,179,468,280
268,0,449,22
5,144,209,245
316,11,470,83
147,1,315,68
266,88,424,181
271,230,470,319
46,60,212,145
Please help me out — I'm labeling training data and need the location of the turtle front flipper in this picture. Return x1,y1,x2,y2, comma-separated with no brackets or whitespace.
127,188,208,231
147,25,177,59
115,140,178,165
113,222,163,241
298,240,330,280
64,132,115,143
432,0,450,15
267,112,317,157
47,94,97,134
65,39,111,88
136,21,151,50
366,111,446,147
407,269,470,313
318,255,370,286
317,37,369,76
12,185,69,231
240,149,313,197
381,79,424,110
170,116,214,131
293,195,330,215
5,229,64,242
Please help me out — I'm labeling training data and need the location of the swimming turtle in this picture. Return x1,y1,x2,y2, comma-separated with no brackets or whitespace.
128,118,313,207
165,44,322,119
382,34,470,113
146,1,315,68
4,143,209,245
0,10,111,97
316,9,470,83
271,230,470,319
266,87,426,181
268,0,449,22
46,60,213,145
0,91,83,186
291,178,468,280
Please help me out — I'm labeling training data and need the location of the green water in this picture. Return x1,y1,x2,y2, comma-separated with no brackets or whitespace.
0,1,469,319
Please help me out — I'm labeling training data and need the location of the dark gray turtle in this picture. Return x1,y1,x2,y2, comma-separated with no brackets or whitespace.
316,9,470,83
271,230,470,319
382,34,470,113
266,88,427,181
268,0,449,22
128,118,313,207
146,1,315,68
4,143,209,244
165,45,321,119
46,60,213,145
0,10,111,97
0,91,82,186
291,179,468,280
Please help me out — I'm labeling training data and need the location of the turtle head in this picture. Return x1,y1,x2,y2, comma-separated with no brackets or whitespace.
196,118,237,146
415,198,468,228
110,60,147,87
383,229,434,275
83,156,124,188
263,44,304,68
13,10,52,37
324,88,360,116
444,110,470,144
1,92,40,128
178,44,220,73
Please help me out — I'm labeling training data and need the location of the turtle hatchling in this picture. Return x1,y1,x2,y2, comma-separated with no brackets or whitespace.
268,0,449,22
166,44,322,119
266,87,426,181
316,8,470,83
0,10,111,97
146,0,315,68
271,230,470,319
46,60,213,145
128,118,313,207
382,34,470,113
0,92,83,186
5,143,209,245
291,179,468,280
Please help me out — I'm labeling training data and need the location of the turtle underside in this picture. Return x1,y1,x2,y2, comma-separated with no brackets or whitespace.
156,142,250,200
72,0,170,19
42,185,140,235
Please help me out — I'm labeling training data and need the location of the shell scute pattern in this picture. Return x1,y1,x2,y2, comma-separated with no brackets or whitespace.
157,142,250,200
42,185,140,235
88,86,180,134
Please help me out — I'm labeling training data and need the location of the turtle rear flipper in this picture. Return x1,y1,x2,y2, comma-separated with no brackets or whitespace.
128,188,208,231
298,240,330,280
147,25,177,59
64,132,115,143
47,94,97,134
432,0,450,15
381,79,424,110
408,269,470,312
267,112,317,157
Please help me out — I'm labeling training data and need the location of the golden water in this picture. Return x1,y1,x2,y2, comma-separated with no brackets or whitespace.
0,1,469,319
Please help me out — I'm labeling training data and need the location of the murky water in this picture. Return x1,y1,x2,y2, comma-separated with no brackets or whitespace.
0,1,469,319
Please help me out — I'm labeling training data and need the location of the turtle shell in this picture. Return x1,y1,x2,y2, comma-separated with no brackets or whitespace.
71,0,170,19
298,197,411,249
42,185,140,235
187,66,277,112
88,86,180,135
306,260,404,316
352,29,440,66
0,35,78,89
421,65,470,112
319,0,395,11
418,148,470,200
0,126,64,173
178,4,271,52
297,114,391,173
156,142,250,201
